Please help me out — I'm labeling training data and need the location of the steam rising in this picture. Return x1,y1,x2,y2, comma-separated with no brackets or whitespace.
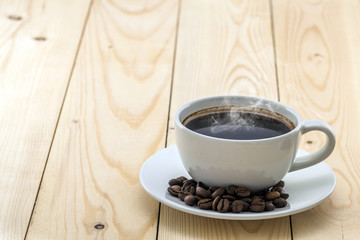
209,109,254,134
208,98,274,134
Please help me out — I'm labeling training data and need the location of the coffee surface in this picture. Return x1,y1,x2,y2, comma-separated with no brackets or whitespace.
183,107,294,140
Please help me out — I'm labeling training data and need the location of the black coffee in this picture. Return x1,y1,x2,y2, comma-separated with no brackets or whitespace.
183,107,294,140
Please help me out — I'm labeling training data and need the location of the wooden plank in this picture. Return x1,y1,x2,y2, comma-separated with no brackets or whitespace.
159,0,291,239
26,0,179,239
0,0,91,239
273,0,360,239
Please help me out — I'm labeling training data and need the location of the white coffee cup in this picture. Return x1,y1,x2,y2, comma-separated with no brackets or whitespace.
175,95,336,191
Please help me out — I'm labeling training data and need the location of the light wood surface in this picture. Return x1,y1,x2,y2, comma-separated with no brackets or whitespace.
273,0,360,239
0,0,359,239
0,0,91,239
26,0,178,239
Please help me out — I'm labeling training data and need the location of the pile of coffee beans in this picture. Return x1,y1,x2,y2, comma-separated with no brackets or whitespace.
167,176,289,213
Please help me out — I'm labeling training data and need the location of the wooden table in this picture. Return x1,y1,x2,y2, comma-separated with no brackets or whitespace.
1,0,359,239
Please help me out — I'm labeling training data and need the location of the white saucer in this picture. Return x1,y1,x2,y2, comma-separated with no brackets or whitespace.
139,145,336,220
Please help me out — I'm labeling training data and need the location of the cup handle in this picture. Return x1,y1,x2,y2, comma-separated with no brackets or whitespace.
289,120,336,172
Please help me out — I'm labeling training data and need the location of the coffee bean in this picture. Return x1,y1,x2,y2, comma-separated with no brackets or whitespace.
177,176,188,183
250,198,265,212
217,199,231,213
251,195,263,202
182,185,196,195
271,186,283,192
265,191,280,200
280,192,289,199
236,187,251,198
209,186,219,192
251,197,264,205
227,202,233,212
222,195,236,201
211,187,225,199
273,198,287,208
265,201,275,211
178,191,191,201
167,185,181,197
212,196,222,210
240,197,252,204
196,186,211,198
226,185,238,196
275,180,285,188
243,201,249,211
198,198,213,210
249,204,265,212
232,200,244,213
184,195,196,206
182,179,196,189
168,178,183,186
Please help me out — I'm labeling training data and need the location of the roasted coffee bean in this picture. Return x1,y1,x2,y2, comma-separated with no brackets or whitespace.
273,198,287,208
222,195,236,201
265,201,275,211
168,178,183,186
275,180,285,188
243,201,249,211
212,197,220,211
217,199,231,213
211,187,225,199
212,196,222,210
167,185,181,197
177,176,188,183
196,187,211,198
184,195,196,206
182,185,196,195
271,186,283,192
228,202,233,212
250,198,265,212
226,185,238,196
232,200,244,213
249,204,265,212
265,191,280,200
178,191,191,201
251,198,265,207
240,197,251,204
198,198,213,210
280,192,289,199
251,195,263,202
209,186,219,192
236,187,251,197
182,179,196,188
252,197,264,205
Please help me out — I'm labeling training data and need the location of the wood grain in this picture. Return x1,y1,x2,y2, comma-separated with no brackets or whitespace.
273,0,360,239
159,0,290,239
26,0,179,239
0,0,91,239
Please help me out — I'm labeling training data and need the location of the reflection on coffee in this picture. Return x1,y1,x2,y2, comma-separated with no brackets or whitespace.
182,106,295,140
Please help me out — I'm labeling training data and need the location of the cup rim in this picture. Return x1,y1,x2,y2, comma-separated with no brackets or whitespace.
175,95,302,143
